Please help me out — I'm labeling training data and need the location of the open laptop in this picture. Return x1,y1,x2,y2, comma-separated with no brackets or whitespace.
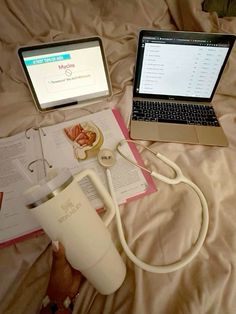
18,36,112,112
130,30,235,146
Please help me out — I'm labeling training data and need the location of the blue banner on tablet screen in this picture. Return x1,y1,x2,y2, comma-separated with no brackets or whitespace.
24,53,71,66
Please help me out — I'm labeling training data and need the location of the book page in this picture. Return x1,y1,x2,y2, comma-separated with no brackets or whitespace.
41,109,156,209
0,130,43,246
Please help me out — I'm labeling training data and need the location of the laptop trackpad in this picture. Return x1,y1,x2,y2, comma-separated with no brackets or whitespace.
157,123,198,143
130,121,198,143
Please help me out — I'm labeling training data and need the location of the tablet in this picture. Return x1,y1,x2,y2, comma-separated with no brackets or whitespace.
18,37,112,112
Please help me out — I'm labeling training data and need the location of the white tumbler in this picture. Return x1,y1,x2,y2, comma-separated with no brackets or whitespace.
23,168,126,295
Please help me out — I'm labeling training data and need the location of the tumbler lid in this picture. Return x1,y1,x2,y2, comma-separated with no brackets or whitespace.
23,168,73,209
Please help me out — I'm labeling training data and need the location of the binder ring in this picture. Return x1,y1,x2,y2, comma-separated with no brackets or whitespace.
25,128,46,139
28,158,52,172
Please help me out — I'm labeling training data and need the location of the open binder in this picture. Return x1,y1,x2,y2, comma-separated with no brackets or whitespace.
0,109,156,248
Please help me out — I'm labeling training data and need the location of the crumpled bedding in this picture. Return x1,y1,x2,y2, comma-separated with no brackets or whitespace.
0,0,236,313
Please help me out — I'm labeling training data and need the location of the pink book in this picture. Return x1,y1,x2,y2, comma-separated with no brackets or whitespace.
0,108,156,248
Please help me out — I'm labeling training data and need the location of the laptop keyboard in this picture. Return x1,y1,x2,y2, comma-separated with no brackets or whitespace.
132,101,220,126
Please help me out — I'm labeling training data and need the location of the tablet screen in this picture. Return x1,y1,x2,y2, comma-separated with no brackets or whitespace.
18,37,112,111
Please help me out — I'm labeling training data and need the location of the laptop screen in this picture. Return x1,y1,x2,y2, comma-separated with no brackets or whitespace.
18,37,112,112
134,30,235,101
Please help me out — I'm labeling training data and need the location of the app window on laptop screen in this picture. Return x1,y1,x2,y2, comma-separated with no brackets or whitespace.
139,40,228,98
18,37,112,112
131,30,235,146
135,31,233,101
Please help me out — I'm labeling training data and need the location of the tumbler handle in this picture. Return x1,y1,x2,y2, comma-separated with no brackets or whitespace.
73,169,115,226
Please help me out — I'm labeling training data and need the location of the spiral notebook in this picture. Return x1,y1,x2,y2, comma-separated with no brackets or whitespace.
0,109,156,248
